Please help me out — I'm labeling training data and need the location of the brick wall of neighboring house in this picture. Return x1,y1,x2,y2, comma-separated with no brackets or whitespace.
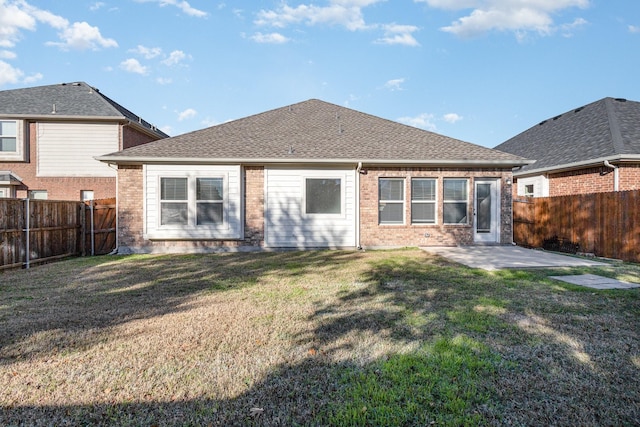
122,124,164,149
117,165,265,253
5,122,115,200
619,164,640,191
359,167,514,248
548,166,615,196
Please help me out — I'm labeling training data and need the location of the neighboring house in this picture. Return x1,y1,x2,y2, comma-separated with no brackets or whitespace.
97,99,529,252
0,82,168,200
495,97,640,197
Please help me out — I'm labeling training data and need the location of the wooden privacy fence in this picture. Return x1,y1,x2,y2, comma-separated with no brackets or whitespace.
0,198,116,270
514,190,640,263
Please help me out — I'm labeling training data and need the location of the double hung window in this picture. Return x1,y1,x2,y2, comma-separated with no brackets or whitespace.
379,178,404,224
0,121,17,153
411,178,436,224
160,177,225,226
443,179,468,224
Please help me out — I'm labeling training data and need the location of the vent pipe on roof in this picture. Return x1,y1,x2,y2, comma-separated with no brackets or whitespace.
51,104,56,114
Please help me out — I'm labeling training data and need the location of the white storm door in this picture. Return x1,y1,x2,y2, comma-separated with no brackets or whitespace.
474,179,500,243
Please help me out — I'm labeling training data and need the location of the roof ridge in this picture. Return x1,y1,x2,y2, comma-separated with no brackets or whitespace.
604,97,626,154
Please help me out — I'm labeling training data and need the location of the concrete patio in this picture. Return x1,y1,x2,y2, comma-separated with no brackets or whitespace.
423,245,607,271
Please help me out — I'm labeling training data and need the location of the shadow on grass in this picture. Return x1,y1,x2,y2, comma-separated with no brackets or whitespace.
1,250,639,426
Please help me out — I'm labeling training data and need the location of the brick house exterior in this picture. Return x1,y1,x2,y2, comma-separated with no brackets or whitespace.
495,97,640,197
0,82,167,200
100,100,529,253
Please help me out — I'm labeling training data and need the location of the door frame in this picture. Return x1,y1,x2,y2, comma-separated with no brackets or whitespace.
473,178,500,244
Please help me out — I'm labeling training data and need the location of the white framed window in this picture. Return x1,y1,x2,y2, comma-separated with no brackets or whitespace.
29,190,48,200
443,179,468,224
524,184,534,197
196,177,224,225
0,119,25,161
411,178,436,224
160,177,189,225
81,190,94,201
304,177,342,215
379,178,404,225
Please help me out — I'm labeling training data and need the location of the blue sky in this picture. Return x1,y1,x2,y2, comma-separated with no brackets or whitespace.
0,0,638,147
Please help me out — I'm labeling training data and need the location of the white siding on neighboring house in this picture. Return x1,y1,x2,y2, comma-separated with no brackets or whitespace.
265,166,356,248
37,122,118,177
517,175,549,197
144,164,243,240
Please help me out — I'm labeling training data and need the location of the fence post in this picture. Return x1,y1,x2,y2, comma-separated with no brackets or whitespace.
24,198,30,269
90,199,95,256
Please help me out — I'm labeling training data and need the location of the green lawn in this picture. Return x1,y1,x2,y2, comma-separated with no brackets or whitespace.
1,249,638,426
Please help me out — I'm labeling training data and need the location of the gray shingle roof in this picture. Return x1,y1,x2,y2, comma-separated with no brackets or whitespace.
494,97,640,174
99,99,528,166
0,81,168,138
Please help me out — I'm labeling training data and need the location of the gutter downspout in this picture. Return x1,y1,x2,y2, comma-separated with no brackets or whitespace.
355,162,362,249
603,160,619,191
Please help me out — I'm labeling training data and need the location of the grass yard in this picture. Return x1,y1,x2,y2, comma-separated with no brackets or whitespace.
0,249,639,426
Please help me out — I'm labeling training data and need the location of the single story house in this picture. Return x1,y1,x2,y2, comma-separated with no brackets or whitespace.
495,97,640,197
97,99,530,252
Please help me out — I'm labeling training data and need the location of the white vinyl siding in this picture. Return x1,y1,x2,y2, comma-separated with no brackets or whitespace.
37,122,118,177
265,167,356,248
517,175,549,197
145,165,242,240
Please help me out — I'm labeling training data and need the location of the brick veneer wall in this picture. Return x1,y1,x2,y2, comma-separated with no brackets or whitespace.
117,165,265,253
547,164,640,197
359,167,514,248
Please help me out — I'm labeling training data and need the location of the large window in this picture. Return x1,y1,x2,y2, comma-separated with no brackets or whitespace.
443,179,468,224
411,178,436,224
0,121,17,152
160,176,226,227
379,178,404,224
305,178,342,214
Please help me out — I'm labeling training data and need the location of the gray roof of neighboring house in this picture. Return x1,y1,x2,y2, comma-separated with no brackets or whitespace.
98,99,529,167
494,97,640,175
0,81,168,138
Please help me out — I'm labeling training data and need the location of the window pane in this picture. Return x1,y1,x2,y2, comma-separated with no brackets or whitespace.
197,178,223,201
411,203,435,223
0,121,17,136
412,179,435,201
379,179,404,201
0,137,16,152
306,178,341,214
443,202,467,224
197,202,223,225
161,178,187,200
444,179,467,201
161,202,188,225
379,202,403,224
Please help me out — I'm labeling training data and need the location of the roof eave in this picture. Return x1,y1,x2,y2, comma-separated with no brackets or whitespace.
96,155,532,168
513,154,640,177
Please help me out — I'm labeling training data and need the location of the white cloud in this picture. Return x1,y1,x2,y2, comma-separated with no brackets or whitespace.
383,78,405,91
156,77,173,85
250,32,290,44
419,0,590,39
629,25,640,34
135,0,208,18
375,24,420,46
0,50,17,59
560,17,588,37
0,1,38,48
90,2,106,11
48,21,118,50
23,72,42,84
178,108,197,121
120,58,148,75
443,113,463,123
0,60,24,85
130,45,163,59
162,50,190,66
255,0,384,31
397,113,437,131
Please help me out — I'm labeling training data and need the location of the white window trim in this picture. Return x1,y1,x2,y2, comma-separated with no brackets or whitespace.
443,178,469,225
379,177,405,225
0,119,26,162
157,174,229,230
302,174,346,219
411,178,437,225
